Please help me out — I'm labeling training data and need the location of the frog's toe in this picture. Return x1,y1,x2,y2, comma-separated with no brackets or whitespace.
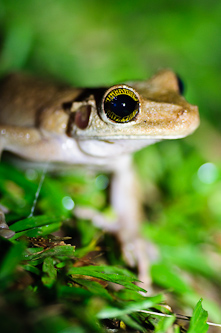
0,210,15,238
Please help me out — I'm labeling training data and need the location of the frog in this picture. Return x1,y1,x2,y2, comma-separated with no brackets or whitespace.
0,70,199,287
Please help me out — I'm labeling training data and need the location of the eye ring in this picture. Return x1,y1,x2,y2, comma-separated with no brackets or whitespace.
101,85,140,124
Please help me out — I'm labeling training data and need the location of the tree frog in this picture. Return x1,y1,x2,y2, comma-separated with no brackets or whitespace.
0,70,199,286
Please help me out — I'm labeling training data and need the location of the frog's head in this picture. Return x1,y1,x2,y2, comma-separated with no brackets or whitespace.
68,70,199,144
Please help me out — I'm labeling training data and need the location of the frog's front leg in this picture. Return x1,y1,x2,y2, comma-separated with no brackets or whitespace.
0,208,15,238
110,155,154,288
76,155,154,288
0,125,42,157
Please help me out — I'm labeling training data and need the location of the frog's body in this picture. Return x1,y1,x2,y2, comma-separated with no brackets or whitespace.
0,70,199,287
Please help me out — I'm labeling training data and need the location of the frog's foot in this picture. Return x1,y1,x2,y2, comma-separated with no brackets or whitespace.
75,206,158,292
121,236,159,293
0,209,15,238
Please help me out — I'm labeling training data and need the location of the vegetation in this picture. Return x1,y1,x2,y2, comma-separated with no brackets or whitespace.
0,0,221,332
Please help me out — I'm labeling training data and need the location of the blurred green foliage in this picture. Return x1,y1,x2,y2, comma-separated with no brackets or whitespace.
0,0,221,332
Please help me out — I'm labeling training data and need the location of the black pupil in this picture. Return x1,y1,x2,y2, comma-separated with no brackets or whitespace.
109,94,138,117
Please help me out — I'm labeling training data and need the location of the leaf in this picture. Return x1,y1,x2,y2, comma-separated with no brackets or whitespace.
151,261,191,293
0,240,26,285
68,265,146,292
73,278,113,301
97,294,163,319
119,314,144,331
42,257,57,287
154,314,176,332
24,245,75,261
12,222,61,239
188,299,209,333
58,285,94,299
22,264,41,275
174,325,181,333
8,215,62,239
10,215,62,232
161,245,219,281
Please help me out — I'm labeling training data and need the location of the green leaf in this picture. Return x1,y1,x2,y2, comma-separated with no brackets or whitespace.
70,264,137,278
97,294,163,319
119,314,144,331
42,257,57,287
11,222,61,239
0,240,26,285
154,314,175,332
188,299,209,333
10,215,62,232
58,285,94,299
8,215,63,239
174,325,181,333
73,278,113,301
161,245,219,281
151,261,191,293
24,245,75,261
22,264,41,275
68,265,146,292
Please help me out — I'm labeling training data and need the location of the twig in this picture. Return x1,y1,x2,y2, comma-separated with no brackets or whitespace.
138,310,221,328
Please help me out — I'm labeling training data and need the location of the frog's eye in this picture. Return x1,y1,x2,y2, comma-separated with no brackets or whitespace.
102,86,140,123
